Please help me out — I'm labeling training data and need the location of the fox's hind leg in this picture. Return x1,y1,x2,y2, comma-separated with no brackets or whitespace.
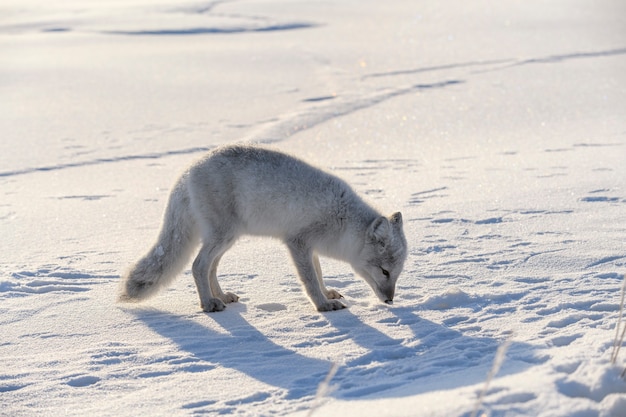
312,254,342,300
209,253,239,304
192,236,237,312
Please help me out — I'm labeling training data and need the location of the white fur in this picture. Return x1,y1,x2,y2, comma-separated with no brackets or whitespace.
119,145,407,312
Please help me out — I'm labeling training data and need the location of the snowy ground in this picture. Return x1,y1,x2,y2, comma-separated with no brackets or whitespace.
2,1,626,416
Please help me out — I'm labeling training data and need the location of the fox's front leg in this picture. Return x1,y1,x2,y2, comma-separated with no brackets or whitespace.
287,242,346,312
312,254,343,300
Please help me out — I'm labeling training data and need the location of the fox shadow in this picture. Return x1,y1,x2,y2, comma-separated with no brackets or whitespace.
324,306,542,399
131,303,541,402
131,304,333,400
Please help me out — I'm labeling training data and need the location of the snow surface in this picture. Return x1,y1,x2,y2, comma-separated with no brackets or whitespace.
2,0,626,416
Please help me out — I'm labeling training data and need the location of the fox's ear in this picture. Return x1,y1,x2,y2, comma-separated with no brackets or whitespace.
390,212,403,226
368,216,390,243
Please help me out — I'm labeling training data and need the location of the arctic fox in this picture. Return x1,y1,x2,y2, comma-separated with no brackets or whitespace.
118,145,407,312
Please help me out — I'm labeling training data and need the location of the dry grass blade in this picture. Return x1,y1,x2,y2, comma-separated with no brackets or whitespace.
610,274,626,365
470,335,513,417
307,362,339,417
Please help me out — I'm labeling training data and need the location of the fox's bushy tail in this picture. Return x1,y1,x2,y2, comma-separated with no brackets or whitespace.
118,173,199,303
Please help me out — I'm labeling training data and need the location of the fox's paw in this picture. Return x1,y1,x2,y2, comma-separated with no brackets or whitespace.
316,299,346,312
220,292,239,304
201,298,227,313
324,289,343,300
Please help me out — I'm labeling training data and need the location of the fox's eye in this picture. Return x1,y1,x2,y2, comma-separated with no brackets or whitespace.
381,268,390,278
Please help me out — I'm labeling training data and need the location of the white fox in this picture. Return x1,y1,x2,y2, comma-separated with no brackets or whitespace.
118,145,407,312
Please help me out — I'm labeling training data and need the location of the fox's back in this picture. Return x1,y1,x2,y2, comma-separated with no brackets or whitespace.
187,145,360,238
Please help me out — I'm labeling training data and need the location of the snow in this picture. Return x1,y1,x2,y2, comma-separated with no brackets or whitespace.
1,0,626,416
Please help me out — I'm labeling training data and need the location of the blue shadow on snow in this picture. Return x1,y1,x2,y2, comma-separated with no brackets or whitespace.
132,304,543,402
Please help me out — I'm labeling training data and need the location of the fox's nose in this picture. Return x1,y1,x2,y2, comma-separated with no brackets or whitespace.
385,299,393,305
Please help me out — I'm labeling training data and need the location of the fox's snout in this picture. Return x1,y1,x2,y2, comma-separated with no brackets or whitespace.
378,286,395,305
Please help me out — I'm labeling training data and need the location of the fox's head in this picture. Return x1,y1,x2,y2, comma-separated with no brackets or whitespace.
354,212,407,305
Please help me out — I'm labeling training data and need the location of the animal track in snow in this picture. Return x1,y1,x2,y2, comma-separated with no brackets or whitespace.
3,267,116,296
495,391,537,404
586,256,626,268
556,364,626,403
0,383,27,393
66,375,101,387
181,400,216,410
580,188,623,203
224,391,272,406
546,313,603,329
256,303,288,312
549,334,582,347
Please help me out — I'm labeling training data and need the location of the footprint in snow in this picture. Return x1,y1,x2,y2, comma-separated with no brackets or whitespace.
66,375,100,387
256,303,288,312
